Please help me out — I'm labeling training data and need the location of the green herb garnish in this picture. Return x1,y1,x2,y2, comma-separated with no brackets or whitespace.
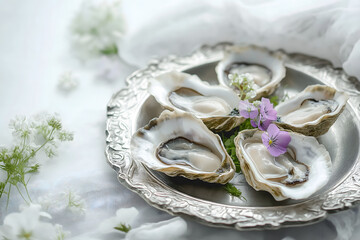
114,223,131,233
220,119,253,173
270,95,279,107
224,183,246,200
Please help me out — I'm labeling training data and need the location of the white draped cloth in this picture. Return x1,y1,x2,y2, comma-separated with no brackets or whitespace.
121,0,360,80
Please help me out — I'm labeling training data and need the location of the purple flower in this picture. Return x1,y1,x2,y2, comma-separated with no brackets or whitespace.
260,98,277,122
261,124,291,157
239,100,258,119
257,116,272,131
251,113,272,131
250,119,258,128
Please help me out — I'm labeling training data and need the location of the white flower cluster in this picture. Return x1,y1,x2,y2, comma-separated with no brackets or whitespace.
0,204,68,240
38,189,87,217
8,113,73,160
70,0,125,59
229,73,257,100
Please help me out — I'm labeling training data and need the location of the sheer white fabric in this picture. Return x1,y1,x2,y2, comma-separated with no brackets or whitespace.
120,0,360,78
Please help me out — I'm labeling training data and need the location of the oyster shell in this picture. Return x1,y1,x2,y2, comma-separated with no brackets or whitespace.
216,46,286,100
275,85,349,137
131,110,236,184
235,129,332,201
148,71,243,131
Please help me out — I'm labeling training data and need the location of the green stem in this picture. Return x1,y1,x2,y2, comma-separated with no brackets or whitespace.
6,184,11,209
17,128,55,203
0,175,10,199
15,184,29,204
238,92,245,101
19,137,27,154
26,175,33,185
1,127,57,204
23,183,32,202
22,128,55,164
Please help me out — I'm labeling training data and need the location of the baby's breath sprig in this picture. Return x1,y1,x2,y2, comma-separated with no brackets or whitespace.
70,0,125,59
229,73,257,100
0,113,73,208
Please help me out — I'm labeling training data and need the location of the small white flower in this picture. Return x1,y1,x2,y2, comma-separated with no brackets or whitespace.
57,72,79,93
125,217,187,240
38,194,57,213
229,73,242,85
245,90,257,99
252,100,261,107
240,73,255,83
9,116,32,143
9,116,27,132
0,204,61,240
55,224,70,240
230,73,257,100
98,207,139,234
66,190,87,216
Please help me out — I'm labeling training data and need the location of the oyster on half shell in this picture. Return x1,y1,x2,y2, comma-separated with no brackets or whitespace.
148,71,243,132
235,129,332,201
216,46,286,100
131,110,235,184
275,85,349,137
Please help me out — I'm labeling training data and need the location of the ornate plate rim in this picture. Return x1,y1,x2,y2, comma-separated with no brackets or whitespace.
105,42,360,230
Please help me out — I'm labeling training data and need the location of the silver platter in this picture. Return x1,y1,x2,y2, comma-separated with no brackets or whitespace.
105,43,360,230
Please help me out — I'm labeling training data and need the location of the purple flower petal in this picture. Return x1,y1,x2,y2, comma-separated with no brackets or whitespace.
258,118,272,131
274,131,291,149
267,124,280,138
261,132,270,148
267,145,286,157
239,100,258,119
238,100,249,111
239,109,250,118
260,98,277,121
250,119,258,128
262,123,291,157
249,109,258,119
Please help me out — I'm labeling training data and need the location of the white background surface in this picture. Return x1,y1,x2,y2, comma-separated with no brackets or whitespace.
0,0,360,239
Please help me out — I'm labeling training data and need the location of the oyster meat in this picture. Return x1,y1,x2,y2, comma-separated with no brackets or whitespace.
216,46,286,100
131,110,235,184
275,85,349,136
235,129,332,201
148,71,243,131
